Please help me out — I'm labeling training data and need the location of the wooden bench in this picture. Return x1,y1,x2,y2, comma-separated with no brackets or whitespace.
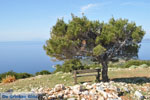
72,68,101,84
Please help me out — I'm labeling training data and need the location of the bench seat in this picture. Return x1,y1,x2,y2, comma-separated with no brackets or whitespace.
72,68,101,84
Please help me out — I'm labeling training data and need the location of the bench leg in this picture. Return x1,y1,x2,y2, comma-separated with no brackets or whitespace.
96,69,100,82
74,77,77,84
74,71,77,84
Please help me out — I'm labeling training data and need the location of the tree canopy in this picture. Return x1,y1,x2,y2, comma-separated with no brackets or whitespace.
44,14,145,81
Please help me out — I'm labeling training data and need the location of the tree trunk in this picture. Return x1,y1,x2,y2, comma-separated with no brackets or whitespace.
101,61,109,82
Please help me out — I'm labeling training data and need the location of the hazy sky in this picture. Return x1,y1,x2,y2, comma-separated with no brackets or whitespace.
0,0,150,41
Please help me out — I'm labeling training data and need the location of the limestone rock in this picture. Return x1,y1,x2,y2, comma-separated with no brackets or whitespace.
134,91,144,100
67,97,76,100
54,84,65,92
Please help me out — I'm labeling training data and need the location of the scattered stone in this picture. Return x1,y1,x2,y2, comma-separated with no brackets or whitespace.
123,87,129,93
82,82,89,86
72,85,83,95
134,91,144,100
54,84,65,92
30,81,150,100
67,97,76,100
96,86,104,91
82,90,89,95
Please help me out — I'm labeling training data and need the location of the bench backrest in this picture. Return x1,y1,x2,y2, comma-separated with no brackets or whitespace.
72,68,101,84
73,68,101,74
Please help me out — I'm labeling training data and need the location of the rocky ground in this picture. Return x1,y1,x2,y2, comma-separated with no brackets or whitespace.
0,67,150,100
34,81,150,100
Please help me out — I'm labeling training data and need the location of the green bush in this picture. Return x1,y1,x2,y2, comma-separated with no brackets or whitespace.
55,64,63,72
54,59,150,73
87,64,102,69
0,70,17,81
54,59,102,73
108,60,150,68
0,71,33,82
35,70,51,75
16,73,33,79
138,64,148,68
123,60,150,68
54,59,85,73
129,65,137,68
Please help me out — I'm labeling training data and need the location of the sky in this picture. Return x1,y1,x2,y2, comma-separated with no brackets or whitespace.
0,0,150,42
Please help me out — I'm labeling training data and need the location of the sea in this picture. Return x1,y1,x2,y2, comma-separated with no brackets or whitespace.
0,40,150,74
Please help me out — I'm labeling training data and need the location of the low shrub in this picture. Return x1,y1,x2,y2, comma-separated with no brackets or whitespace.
86,64,102,69
108,60,150,68
129,65,137,69
54,59,84,73
123,60,150,68
0,71,17,81
54,59,102,73
2,75,16,83
16,73,33,79
35,70,51,75
0,71,33,82
138,64,148,68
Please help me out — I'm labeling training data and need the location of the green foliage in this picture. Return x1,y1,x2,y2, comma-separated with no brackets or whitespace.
54,59,84,73
54,64,63,72
44,14,145,80
108,60,150,68
16,73,33,79
123,60,150,68
35,70,51,75
0,71,17,81
44,14,145,61
139,64,148,68
0,71,33,82
129,65,137,68
85,64,102,69
54,59,103,73
93,44,106,56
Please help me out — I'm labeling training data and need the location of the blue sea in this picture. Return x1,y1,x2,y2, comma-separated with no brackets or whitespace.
0,40,150,74
0,41,62,74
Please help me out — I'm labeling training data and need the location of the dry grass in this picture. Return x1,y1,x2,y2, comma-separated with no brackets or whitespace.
2,75,16,83
0,67,150,92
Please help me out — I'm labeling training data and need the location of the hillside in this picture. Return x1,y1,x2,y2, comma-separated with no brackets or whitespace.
0,67,150,100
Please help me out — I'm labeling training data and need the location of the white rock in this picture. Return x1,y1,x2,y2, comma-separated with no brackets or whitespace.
72,85,83,94
107,93,114,98
98,90,108,98
83,82,89,86
48,94,56,99
57,92,64,98
104,82,109,86
54,84,65,92
31,88,36,92
134,91,144,100
98,96,105,100
107,98,119,100
64,89,70,94
38,88,43,92
82,90,89,95
64,95,68,99
67,98,76,100
109,81,114,84
81,98,86,100
89,89,96,95
123,87,129,92
96,86,104,91
86,85,93,89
